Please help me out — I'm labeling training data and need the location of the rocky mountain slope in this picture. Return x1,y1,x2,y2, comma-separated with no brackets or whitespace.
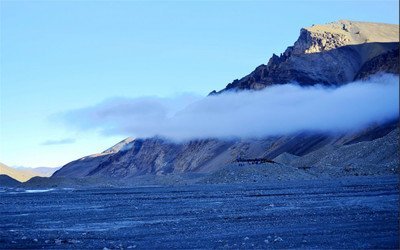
52,121,398,179
210,20,399,94
52,20,399,182
202,127,399,184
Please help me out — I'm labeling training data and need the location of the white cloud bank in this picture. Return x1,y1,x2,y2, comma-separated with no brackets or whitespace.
59,74,399,141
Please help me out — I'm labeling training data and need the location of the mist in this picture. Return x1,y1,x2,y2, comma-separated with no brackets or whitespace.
59,74,399,141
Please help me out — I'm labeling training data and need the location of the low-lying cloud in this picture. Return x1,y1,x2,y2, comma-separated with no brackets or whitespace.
41,138,76,146
58,74,399,141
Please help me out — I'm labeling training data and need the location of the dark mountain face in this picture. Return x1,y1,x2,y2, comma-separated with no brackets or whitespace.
213,43,398,94
211,20,399,94
355,48,400,80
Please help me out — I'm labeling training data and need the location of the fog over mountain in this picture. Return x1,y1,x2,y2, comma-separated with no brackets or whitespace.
44,20,399,181
56,20,399,141
59,74,398,141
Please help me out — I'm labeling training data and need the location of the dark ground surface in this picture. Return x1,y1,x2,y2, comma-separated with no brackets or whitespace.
0,176,399,249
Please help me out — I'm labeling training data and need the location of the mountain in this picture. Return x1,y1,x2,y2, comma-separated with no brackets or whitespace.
0,162,38,182
210,20,399,94
0,163,60,182
13,166,61,177
52,20,399,182
52,121,398,180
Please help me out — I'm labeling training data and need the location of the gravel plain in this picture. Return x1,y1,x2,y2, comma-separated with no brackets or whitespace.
0,176,398,249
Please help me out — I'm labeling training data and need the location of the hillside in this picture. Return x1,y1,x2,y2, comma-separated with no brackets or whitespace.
0,174,21,187
52,121,398,179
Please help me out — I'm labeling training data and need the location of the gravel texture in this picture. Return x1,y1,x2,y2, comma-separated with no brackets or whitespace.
0,176,398,249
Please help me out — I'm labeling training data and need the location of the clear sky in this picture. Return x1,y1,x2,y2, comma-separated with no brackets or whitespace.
1,0,399,168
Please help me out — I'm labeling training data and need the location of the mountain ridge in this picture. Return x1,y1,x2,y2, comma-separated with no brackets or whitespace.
210,20,399,94
51,20,399,182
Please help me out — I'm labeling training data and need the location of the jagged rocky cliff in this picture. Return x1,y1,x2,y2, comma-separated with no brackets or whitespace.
210,20,399,94
52,20,399,181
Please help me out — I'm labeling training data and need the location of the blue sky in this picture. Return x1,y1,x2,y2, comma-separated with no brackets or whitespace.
1,0,399,168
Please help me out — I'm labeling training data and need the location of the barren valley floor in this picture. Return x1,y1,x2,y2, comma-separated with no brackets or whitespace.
0,176,398,249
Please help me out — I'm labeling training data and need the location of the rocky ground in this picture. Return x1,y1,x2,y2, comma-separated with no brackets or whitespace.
0,176,398,249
